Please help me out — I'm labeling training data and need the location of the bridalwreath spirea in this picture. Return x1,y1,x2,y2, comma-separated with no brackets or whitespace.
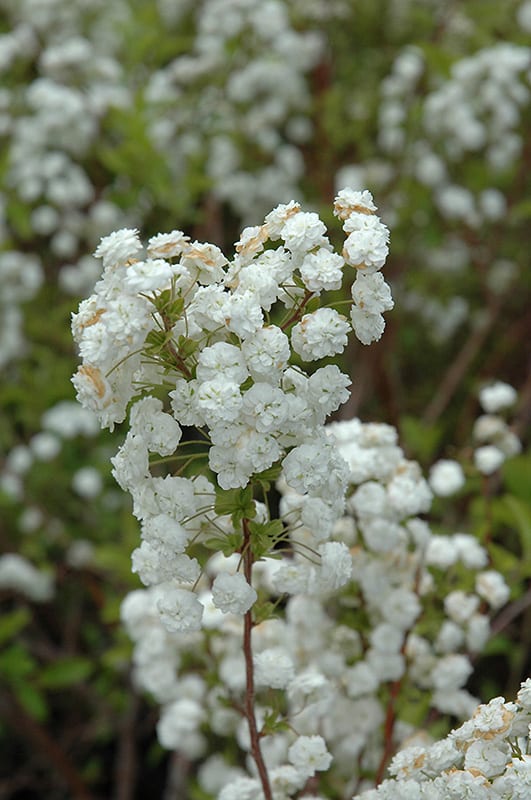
71,189,392,633
71,190,392,798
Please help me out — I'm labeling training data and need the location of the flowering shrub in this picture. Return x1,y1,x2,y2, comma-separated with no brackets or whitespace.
70,192,529,798
1,1,530,797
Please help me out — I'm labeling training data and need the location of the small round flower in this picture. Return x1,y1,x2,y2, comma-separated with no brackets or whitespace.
474,445,505,475
479,381,517,413
94,228,142,267
241,325,290,383
147,230,190,258
72,466,103,498
288,735,332,777
280,211,328,254
429,459,465,496
342,215,389,272
291,308,350,361
334,188,377,220
211,572,257,615
254,647,295,689
351,272,394,315
350,307,386,346
123,258,175,292
475,570,510,610
156,584,204,632
299,248,344,292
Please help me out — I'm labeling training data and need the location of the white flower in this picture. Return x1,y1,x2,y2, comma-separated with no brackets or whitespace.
211,572,257,615
254,647,295,689
431,654,473,692
479,381,517,413
94,228,142,268
241,325,290,382
429,459,465,496
342,214,389,271
474,445,505,475
264,201,301,238
344,661,380,698
241,383,288,433
147,230,190,259
72,466,103,498
308,365,351,422
351,272,394,315
218,776,262,800
299,248,344,292
0,554,54,602
182,241,227,284
444,591,480,624
315,541,352,591
196,379,242,426
123,258,174,292
334,188,377,220
111,432,149,491
281,211,327,254
157,698,206,753
291,308,350,361
350,307,386,345
196,342,248,384
288,735,332,777
517,678,531,710
130,396,182,456
475,570,510,609
464,739,510,778
156,584,204,632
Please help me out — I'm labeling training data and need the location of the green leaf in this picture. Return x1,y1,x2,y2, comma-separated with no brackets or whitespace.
176,335,199,358
248,519,285,559
253,464,282,483
39,657,93,689
215,485,256,527
0,607,31,645
261,709,289,736
253,600,280,625
203,533,242,557
399,415,443,463
502,495,531,563
14,682,48,722
0,644,36,680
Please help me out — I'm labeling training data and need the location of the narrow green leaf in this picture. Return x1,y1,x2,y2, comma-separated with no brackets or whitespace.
0,607,31,645
39,657,93,689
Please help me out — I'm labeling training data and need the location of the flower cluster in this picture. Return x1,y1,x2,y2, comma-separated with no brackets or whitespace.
144,0,323,224
474,381,521,475
72,191,392,635
357,683,531,799
120,403,522,797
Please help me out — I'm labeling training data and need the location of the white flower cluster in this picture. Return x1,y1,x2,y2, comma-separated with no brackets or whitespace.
120,407,519,796
0,250,43,369
355,683,531,800
0,0,136,301
144,0,323,224
474,381,521,476
0,553,54,602
72,191,392,634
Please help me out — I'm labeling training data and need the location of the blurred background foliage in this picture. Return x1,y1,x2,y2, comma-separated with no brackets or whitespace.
0,0,530,797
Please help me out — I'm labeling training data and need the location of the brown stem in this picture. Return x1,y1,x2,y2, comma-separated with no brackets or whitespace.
280,290,314,331
160,311,193,379
242,518,273,800
113,680,140,800
490,585,531,638
422,302,500,425
375,559,424,785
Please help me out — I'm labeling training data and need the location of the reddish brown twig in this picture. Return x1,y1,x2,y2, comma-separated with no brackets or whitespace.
242,518,273,800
